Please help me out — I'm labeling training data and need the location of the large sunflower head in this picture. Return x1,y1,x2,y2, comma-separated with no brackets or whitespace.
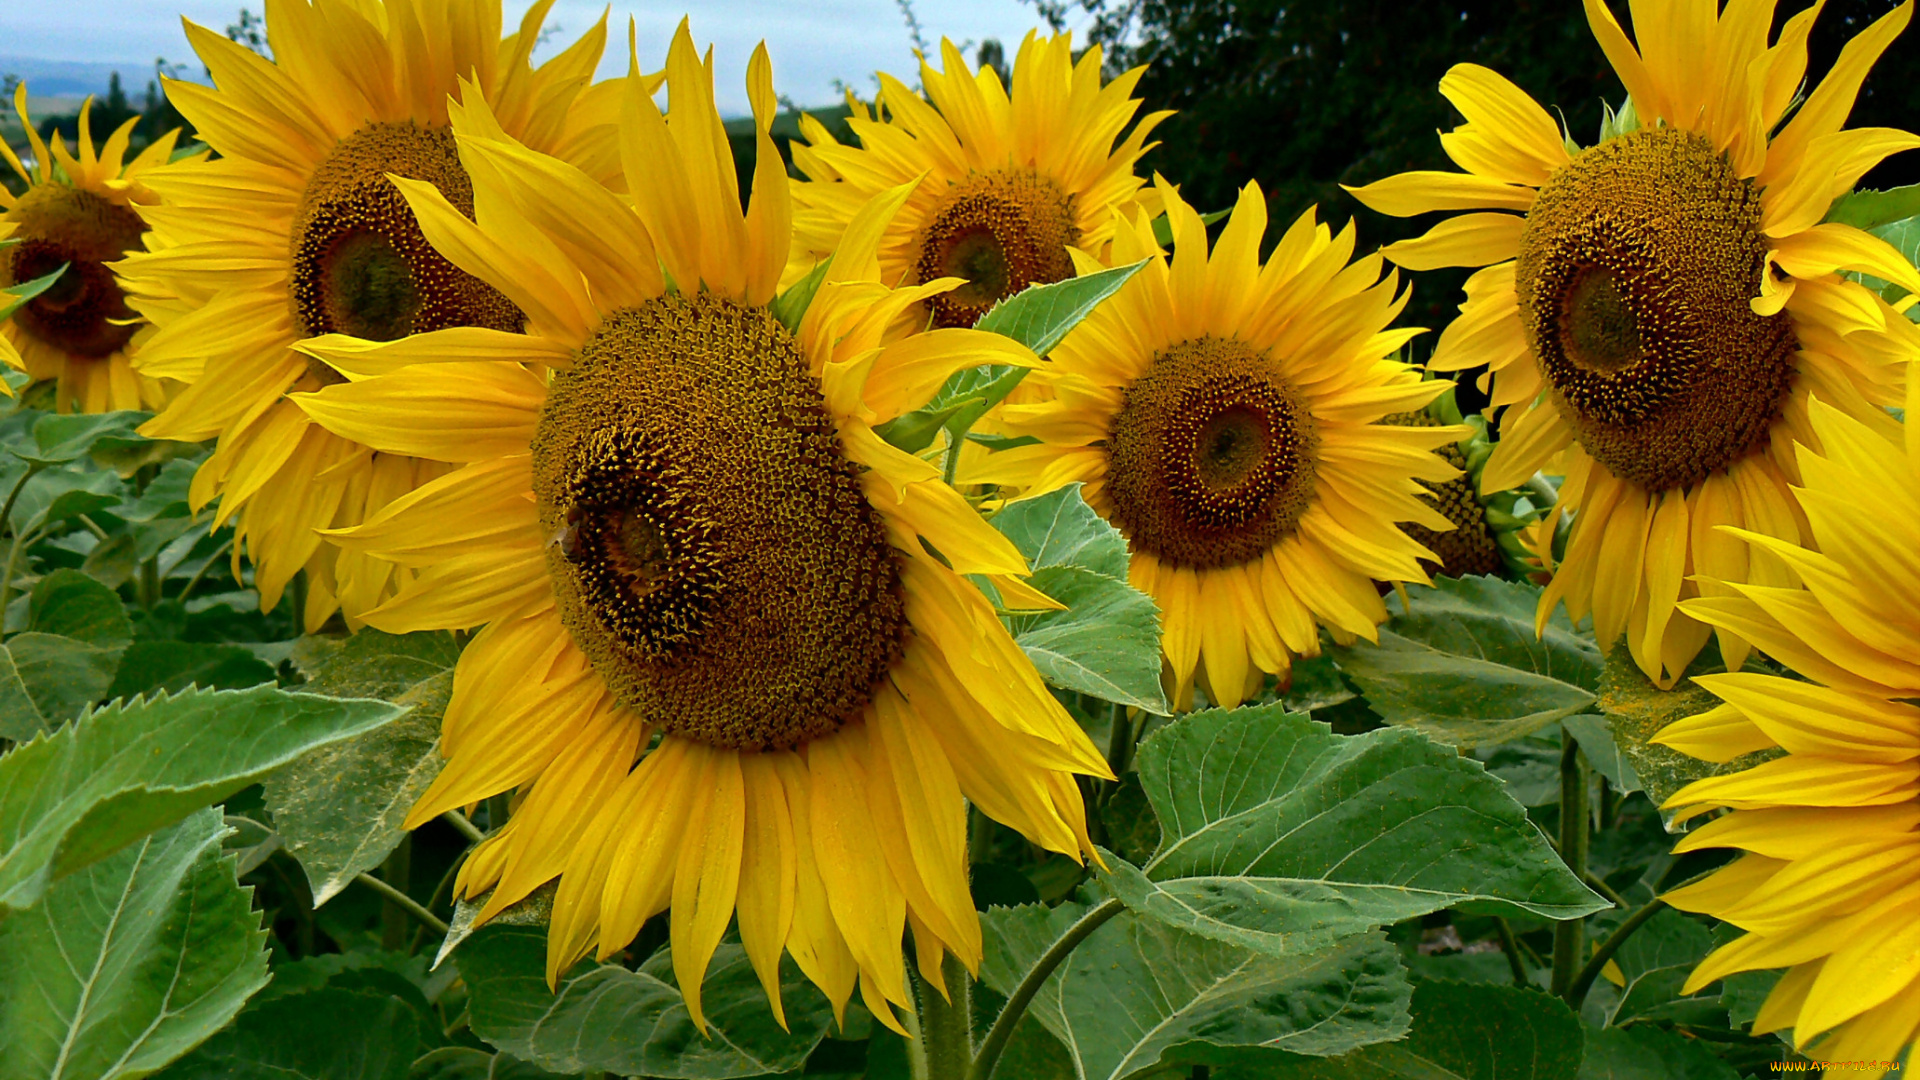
286,23,1109,1034
787,31,1169,331
1348,0,1920,689
1,85,183,412
1653,387,1920,1076
113,0,622,630
972,177,1465,710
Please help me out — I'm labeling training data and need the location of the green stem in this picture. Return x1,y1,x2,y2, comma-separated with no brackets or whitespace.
0,528,44,622
941,425,965,487
916,952,973,1080
440,809,486,845
75,514,108,540
378,837,415,950
485,793,512,833
177,535,233,606
137,555,160,610
1565,899,1667,1008
1549,736,1590,998
1583,871,1628,911
356,867,448,937
1494,917,1530,989
969,899,1125,1080
0,464,40,541
1103,701,1132,784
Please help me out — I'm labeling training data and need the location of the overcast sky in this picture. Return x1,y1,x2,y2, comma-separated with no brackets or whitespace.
2,0,1074,113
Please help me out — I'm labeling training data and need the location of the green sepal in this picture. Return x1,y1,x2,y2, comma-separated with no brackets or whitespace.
769,255,832,334
1149,207,1230,247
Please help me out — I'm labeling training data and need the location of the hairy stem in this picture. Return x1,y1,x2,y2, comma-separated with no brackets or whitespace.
969,899,1125,1080
440,809,486,845
1549,736,1590,997
356,867,449,937
916,952,973,1080
1565,899,1667,1008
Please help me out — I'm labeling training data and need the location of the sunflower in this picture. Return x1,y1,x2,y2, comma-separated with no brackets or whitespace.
285,24,1108,1032
1382,392,1507,581
1347,0,1920,688
113,0,623,629
786,31,1168,331
1,86,183,412
1653,389,1920,1075
971,178,1464,710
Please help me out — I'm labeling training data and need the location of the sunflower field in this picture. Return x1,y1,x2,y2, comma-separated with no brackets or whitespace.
2,0,1918,1077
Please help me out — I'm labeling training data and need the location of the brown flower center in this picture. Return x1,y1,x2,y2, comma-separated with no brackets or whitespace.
1516,128,1797,492
289,122,522,384
1105,336,1318,569
913,169,1078,328
2,184,146,359
532,293,908,751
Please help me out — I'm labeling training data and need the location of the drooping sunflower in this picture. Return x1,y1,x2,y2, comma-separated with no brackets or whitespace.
1654,390,1920,1075
287,26,1108,1031
786,31,1168,330
1348,0,1920,688
113,0,622,628
972,179,1464,709
1,86,183,412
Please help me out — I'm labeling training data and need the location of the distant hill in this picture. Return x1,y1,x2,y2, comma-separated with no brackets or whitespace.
0,56,208,98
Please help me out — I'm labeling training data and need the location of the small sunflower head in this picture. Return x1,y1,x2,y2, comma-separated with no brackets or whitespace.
2,183,146,360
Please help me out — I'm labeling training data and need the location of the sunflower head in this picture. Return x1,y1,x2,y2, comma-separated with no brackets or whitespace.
1381,387,1507,581
788,31,1169,331
1651,384,1920,1074
1346,0,1920,688
287,23,1109,1036
0,85,183,412
975,177,1466,708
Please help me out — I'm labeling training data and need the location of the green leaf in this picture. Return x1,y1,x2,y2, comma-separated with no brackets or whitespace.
106,641,279,699
17,410,150,467
30,568,134,644
155,986,434,1080
437,880,555,969
13,465,124,533
0,645,47,741
977,904,1412,1080
264,630,458,905
456,925,836,1079
1210,980,1583,1080
409,1048,566,1080
1598,643,1779,824
1823,182,1920,230
0,260,70,322
1107,704,1604,958
8,631,124,725
0,807,270,1080
974,259,1148,358
873,400,973,454
115,458,197,523
987,483,1129,581
1329,576,1602,749
1576,1025,1740,1080
1562,714,1641,795
988,483,1169,712
1150,207,1231,246
769,255,831,334
1009,565,1167,712
1597,908,1720,1027
0,684,408,911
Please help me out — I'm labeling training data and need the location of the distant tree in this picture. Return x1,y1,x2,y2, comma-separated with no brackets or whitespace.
977,38,1010,85
226,7,271,59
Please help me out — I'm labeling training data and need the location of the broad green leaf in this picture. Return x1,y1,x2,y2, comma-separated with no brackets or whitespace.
1576,1025,1740,1080
0,260,70,322
112,458,197,523
105,642,278,699
264,630,459,905
0,684,407,911
1108,705,1604,958
8,631,123,725
1562,714,1640,794
990,484,1168,712
0,645,47,742
1329,576,1602,748
974,259,1148,358
1210,981,1582,1080
29,569,133,644
409,1048,566,1080
1009,565,1166,712
1824,183,1920,230
17,411,150,467
154,986,434,1080
1480,731,1564,807
1598,643,1778,823
1282,653,1358,713
436,880,555,968
13,466,123,534
1721,967,1780,1030
873,400,973,453
977,904,1412,1080
1596,908,1720,1027
988,483,1129,580
457,925,835,1079
0,808,270,1080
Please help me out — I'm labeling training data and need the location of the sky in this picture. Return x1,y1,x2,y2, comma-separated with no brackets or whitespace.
0,0,1072,114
